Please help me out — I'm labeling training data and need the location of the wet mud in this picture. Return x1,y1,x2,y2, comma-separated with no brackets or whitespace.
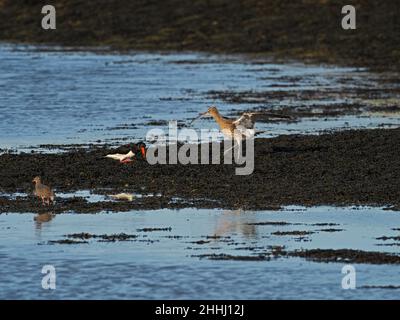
1,1,400,295
194,253,270,261
316,228,344,233
66,232,138,242
1,128,399,213
137,227,172,232
193,248,400,265
209,86,400,124
1,1,399,71
46,232,151,245
288,249,400,265
271,231,315,236
361,285,400,290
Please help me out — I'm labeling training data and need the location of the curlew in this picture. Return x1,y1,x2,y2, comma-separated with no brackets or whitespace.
190,105,290,155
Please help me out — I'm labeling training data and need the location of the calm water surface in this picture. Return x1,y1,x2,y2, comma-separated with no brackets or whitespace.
1,207,400,299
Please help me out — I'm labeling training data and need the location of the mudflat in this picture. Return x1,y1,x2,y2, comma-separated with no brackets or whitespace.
0,1,399,70
1,127,399,213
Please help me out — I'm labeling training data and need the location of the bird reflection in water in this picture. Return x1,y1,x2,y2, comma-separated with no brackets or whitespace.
213,210,257,239
34,212,55,231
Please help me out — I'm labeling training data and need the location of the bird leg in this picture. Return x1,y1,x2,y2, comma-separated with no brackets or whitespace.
120,158,133,164
224,139,242,159
235,139,242,160
223,140,235,156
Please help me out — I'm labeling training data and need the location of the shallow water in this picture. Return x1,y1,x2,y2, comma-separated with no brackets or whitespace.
0,44,399,151
1,206,400,299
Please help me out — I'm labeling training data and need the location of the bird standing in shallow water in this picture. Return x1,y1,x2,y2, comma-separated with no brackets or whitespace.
32,176,55,206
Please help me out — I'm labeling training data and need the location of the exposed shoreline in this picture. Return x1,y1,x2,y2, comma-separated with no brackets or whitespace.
1,127,399,214
0,1,399,71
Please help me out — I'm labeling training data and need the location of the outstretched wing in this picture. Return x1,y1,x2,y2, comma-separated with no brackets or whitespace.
233,113,255,129
235,111,292,126
233,111,292,138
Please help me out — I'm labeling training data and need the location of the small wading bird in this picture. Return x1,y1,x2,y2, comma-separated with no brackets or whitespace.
32,176,55,206
190,106,290,155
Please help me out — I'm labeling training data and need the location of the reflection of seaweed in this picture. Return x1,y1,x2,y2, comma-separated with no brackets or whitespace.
67,232,138,241
195,253,269,261
272,231,314,236
289,249,400,265
194,248,400,265
48,239,88,245
360,285,400,289
46,232,141,245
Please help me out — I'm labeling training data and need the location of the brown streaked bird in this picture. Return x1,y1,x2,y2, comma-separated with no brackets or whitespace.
190,105,290,154
32,176,55,206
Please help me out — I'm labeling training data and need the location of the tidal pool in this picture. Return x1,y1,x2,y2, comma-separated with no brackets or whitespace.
1,206,400,299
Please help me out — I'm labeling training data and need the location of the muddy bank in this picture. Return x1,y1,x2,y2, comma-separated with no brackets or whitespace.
195,248,400,265
0,128,399,213
0,1,399,70
0,193,211,214
288,249,400,265
212,87,400,123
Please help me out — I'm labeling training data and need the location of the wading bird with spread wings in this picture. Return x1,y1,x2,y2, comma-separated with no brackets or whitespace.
190,105,290,156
